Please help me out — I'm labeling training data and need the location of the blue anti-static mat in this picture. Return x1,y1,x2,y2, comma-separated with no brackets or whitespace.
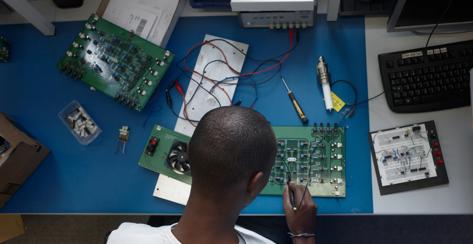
0,15,372,214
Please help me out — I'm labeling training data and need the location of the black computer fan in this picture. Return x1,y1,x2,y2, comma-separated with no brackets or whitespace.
166,141,191,175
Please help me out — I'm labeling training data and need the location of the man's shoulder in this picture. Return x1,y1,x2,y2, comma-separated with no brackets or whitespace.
236,225,275,244
106,222,180,244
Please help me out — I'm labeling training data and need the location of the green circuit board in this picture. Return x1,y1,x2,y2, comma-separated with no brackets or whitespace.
58,14,174,111
0,36,9,62
262,124,346,197
138,124,346,197
139,125,192,185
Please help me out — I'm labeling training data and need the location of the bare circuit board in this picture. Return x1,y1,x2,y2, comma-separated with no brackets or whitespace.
369,121,449,195
58,14,174,111
138,124,346,198
0,36,9,62
262,124,346,197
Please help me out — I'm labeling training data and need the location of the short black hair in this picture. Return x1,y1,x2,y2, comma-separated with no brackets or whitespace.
189,106,277,192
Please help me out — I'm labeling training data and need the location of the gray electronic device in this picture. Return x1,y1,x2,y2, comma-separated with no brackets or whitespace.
233,0,316,29
387,0,473,32
239,11,315,29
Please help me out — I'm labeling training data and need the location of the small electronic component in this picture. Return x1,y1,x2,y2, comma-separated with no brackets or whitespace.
0,36,9,62
58,101,101,145
316,56,334,111
67,108,98,137
117,126,129,154
166,141,190,175
58,14,174,111
146,137,159,156
369,121,449,195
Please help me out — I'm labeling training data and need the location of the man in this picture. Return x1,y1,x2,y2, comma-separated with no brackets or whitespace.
107,107,317,244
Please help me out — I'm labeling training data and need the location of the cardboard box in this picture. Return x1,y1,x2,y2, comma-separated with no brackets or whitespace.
0,215,25,243
0,113,49,208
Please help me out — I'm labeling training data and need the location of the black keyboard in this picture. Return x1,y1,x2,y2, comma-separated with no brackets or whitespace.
378,40,473,113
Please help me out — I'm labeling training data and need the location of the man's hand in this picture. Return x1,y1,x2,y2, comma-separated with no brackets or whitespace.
283,183,317,244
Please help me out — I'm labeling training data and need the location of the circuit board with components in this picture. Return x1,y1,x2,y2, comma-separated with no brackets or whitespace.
138,125,192,185
261,124,346,197
0,36,9,62
138,124,346,198
369,121,449,195
58,14,174,111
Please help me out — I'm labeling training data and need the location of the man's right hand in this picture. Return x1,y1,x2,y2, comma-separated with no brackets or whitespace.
283,183,317,244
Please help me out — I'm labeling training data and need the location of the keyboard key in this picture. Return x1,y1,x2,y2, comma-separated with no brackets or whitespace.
394,99,404,105
422,95,436,103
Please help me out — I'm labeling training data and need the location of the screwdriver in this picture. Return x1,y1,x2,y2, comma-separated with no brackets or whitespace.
281,77,309,125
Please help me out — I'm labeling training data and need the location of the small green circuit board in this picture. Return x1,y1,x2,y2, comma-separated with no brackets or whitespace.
139,124,346,197
262,124,346,197
58,14,174,111
139,125,192,185
0,36,9,62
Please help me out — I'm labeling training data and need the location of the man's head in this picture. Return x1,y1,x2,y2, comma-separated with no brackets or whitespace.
189,106,277,206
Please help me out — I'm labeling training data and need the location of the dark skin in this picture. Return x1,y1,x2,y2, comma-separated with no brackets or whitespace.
173,171,317,244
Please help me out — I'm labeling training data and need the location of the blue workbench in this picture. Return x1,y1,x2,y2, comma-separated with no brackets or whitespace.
0,15,372,214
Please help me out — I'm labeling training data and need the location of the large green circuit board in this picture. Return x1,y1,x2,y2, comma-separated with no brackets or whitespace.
138,124,346,197
262,125,346,197
58,14,174,111
0,36,9,62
